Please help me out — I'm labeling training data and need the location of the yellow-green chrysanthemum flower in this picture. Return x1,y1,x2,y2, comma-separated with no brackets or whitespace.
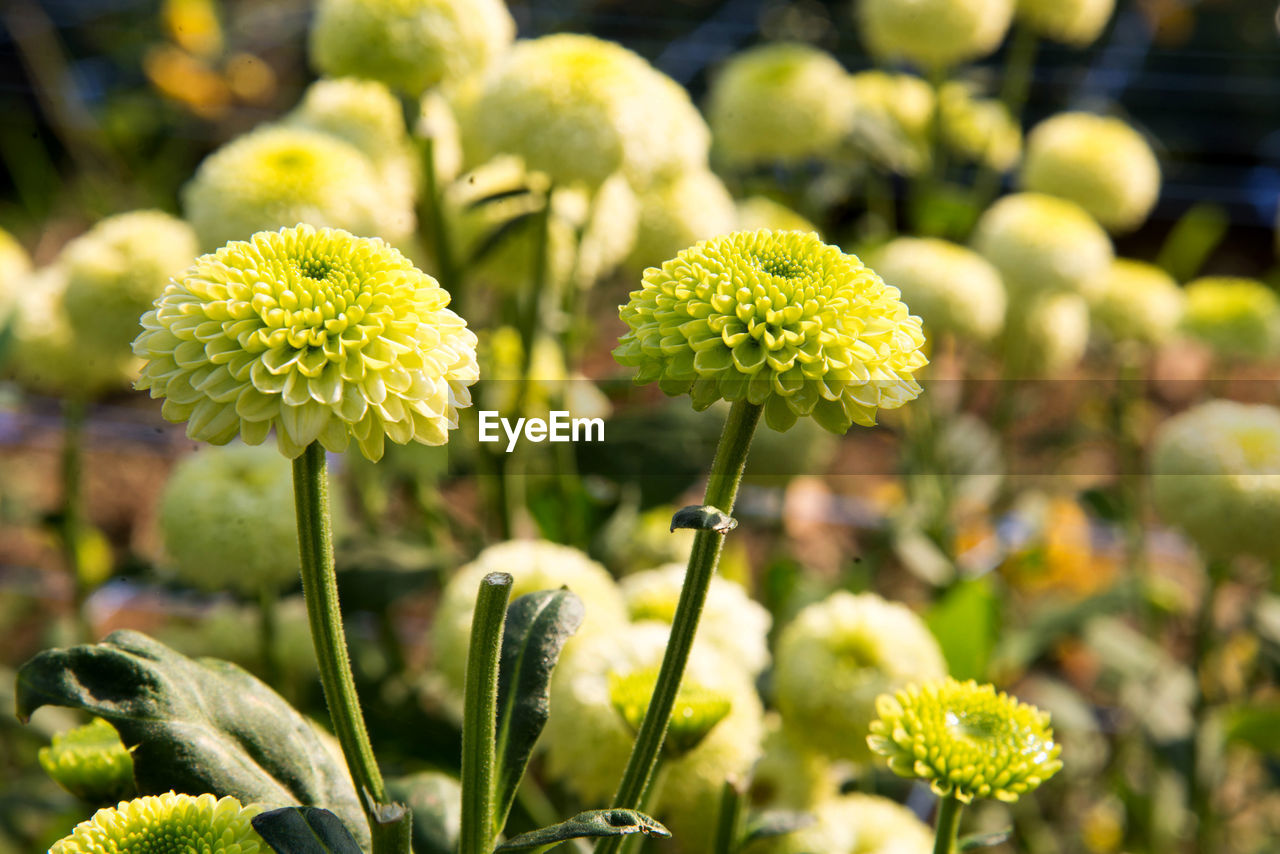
286,77,410,166
1000,292,1090,377
626,169,737,273
457,34,710,190
1150,400,1280,560
567,170,641,286
1180,276,1280,362
614,229,928,434
939,82,1022,172
773,591,947,762
871,237,1006,343
848,71,935,175
735,197,820,236
39,719,135,804
1020,113,1160,233
159,444,317,595
707,43,855,168
621,562,772,676
743,793,933,854
610,666,733,758
308,0,514,96
431,540,629,716
0,226,32,323
1016,0,1114,46
868,678,1063,803
50,792,263,854
182,125,410,250
61,211,199,360
133,224,478,460
1089,259,1182,346
748,713,839,810
971,192,1113,299
858,0,1015,69
8,266,137,397
542,622,764,854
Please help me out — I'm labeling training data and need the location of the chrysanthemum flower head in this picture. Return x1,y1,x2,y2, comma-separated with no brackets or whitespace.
431,540,628,716
1090,259,1182,346
8,266,137,397
748,714,839,811
61,211,199,360
743,793,933,854
182,125,410,250
1000,292,1090,377
308,0,514,95
622,563,772,676
0,226,32,323
773,591,946,762
1180,276,1280,362
39,718,135,804
848,71,935,175
735,197,820,236
610,666,733,758
626,169,737,273
1016,0,1115,46
159,444,328,595
871,237,1006,343
939,82,1022,173
707,43,856,168
133,224,478,461
971,192,1113,299
457,34,709,190
50,791,263,854
542,622,764,854
614,229,928,434
1020,112,1160,233
286,77,409,166
1151,400,1280,560
857,0,1015,69
867,678,1063,803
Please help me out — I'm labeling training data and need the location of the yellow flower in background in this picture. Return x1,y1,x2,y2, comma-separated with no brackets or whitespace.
1000,291,1091,377
1089,259,1183,346
743,793,933,854
286,77,414,168
626,168,737,273
182,125,411,250
1021,113,1161,232
50,792,262,854
999,494,1117,597
457,34,709,190
871,237,1006,343
971,192,1113,299
748,714,840,810
857,0,1015,69
1151,400,1280,560
614,229,927,434
735,196,820,235
868,678,1063,803
61,211,199,359
309,0,514,95
162,0,223,58
0,226,33,325
706,43,856,168
1016,0,1115,46
1180,276,1280,362
39,718,135,804
772,591,946,762
939,82,1022,172
848,71,935,175
133,224,478,460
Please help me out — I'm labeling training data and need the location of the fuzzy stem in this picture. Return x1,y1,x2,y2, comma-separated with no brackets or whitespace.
932,796,964,854
459,572,513,854
712,778,746,854
293,443,400,851
595,400,763,854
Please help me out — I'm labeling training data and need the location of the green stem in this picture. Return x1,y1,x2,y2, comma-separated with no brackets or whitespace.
460,572,513,854
595,400,763,854
932,796,964,854
711,778,746,854
293,443,396,849
999,23,1039,120
421,136,463,315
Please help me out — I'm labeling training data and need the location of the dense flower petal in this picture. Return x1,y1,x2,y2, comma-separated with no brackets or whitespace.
39,719,135,804
50,792,262,854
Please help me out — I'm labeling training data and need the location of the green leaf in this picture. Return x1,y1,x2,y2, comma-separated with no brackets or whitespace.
1222,701,1280,755
251,807,363,854
741,810,815,846
386,771,461,854
494,810,670,852
926,578,1000,681
469,211,539,267
15,630,368,849
959,828,1013,851
466,186,536,210
493,590,585,830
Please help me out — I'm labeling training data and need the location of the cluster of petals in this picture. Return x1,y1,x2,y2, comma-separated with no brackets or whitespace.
51,792,262,854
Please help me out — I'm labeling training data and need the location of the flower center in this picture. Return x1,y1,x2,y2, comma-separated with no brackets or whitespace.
946,708,1003,743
